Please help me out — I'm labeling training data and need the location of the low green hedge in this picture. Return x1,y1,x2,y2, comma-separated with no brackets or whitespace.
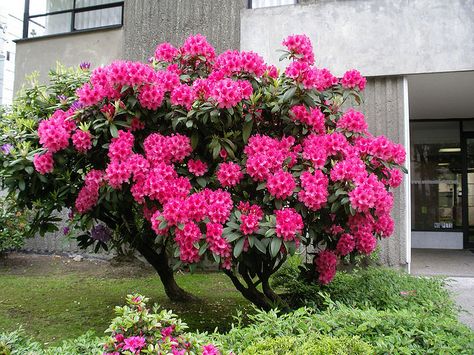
243,335,373,355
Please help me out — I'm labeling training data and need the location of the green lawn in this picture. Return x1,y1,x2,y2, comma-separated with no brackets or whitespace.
0,256,250,346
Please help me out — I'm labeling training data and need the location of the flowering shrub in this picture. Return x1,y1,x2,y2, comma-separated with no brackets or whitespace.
2,34,405,308
103,294,220,355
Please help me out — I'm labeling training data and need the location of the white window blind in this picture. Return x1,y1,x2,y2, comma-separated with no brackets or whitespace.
251,0,297,9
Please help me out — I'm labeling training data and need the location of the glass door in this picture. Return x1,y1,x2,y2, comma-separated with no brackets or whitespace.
462,134,474,249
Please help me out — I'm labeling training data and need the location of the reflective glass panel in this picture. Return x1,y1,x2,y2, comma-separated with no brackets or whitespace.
410,121,462,230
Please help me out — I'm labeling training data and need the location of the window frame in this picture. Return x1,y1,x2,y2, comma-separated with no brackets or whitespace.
22,0,124,39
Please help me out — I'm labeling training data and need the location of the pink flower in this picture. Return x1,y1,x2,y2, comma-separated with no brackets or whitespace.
202,344,221,355
298,170,328,211
108,130,134,162
33,152,54,174
217,162,243,187
154,42,179,62
181,34,215,62
337,109,368,133
275,208,303,242
123,336,146,353
265,65,278,79
187,159,208,176
138,84,164,110
72,130,92,153
239,203,263,236
171,84,194,109
341,69,366,91
38,112,72,152
302,134,328,168
315,250,337,284
267,170,296,199
210,79,249,108
282,34,315,64
289,105,325,133
355,231,377,254
175,221,201,263
336,233,355,256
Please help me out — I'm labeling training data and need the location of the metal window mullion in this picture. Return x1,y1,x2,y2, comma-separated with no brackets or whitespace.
71,0,77,32
23,0,30,38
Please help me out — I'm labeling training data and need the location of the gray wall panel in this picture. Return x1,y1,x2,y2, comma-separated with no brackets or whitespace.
123,0,246,61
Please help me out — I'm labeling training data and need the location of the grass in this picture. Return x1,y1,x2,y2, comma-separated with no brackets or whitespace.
0,256,250,346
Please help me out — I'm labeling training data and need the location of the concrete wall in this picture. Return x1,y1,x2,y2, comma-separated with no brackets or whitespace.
358,76,410,269
241,0,474,76
14,28,124,92
123,0,246,61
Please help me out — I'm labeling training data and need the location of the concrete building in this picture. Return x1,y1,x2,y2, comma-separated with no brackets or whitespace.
0,2,23,105
12,0,474,270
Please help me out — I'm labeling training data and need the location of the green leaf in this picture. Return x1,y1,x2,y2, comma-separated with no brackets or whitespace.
265,228,276,238
270,237,282,258
197,177,207,187
199,242,208,256
159,220,168,230
330,202,340,213
191,132,199,149
109,124,119,138
234,238,245,258
242,120,253,143
25,166,34,175
282,86,297,102
254,238,266,253
18,179,25,191
225,233,241,243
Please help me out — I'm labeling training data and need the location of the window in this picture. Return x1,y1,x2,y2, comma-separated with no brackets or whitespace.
23,0,123,38
249,0,298,9
410,121,462,230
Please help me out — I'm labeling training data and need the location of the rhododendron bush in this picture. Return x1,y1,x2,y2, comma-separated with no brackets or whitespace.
2,34,406,308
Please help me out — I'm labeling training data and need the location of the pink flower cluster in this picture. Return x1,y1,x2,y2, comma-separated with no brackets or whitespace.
154,42,179,62
337,109,368,133
75,170,104,213
340,69,367,91
38,110,75,153
267,171,296,199
282,34,315,64
187,159,208,176
210,78,252,108
217,162,243,187
330,156,367,183
290,105,325,133
181,34,216,62
349,174,393,215
72,130,92,153
245,135,295,181
275,208,303,242
33,152,54,175
336,233,355,256
213,50,266,77
357,136,406,165
298,170,328,211
171,84,194,109
206,223,231,260
238,202,264,236
315,250,337,284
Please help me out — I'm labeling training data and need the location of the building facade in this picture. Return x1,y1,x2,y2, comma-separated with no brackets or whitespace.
12,0,474,269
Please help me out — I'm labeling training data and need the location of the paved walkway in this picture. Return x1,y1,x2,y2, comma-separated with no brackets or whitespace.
411,249,474,330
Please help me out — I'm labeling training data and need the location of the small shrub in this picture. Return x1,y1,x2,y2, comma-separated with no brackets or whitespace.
0,196,33,256
243,335,373,354
272,261,455,316
0,329,42,355
102,294,219,354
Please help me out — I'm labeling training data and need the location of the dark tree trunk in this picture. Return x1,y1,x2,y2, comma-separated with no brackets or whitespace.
136,241,197,302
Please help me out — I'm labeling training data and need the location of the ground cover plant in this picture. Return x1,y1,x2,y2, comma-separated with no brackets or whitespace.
0,34,406,309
